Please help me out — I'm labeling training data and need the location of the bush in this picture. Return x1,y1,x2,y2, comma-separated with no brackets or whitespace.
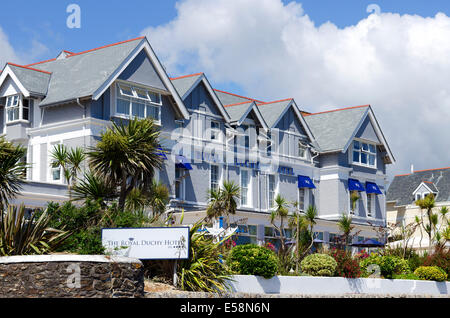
227,244,279,279
329,249,361,278
423,248,450,276
392,273,421,280
300,253,337,277
360,254,410,279
414,266,448,282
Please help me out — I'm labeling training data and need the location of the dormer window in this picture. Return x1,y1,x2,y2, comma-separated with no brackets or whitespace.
6,94,30,123
115,83,162,123
352,140,376,168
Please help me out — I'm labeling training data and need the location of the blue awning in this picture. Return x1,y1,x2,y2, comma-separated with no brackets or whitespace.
298,175,316,189
156,147,168,160
348,179,365,192
175,155,193,170
366,182,383,195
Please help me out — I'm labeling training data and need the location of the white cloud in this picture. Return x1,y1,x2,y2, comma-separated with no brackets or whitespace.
141,0,450,178
0,27,22,67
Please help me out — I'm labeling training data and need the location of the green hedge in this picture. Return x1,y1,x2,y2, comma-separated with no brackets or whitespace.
414,266,448,282
227,244,279,279
360,254,410,279
300,253,337,277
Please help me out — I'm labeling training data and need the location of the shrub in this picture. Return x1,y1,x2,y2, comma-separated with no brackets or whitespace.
392,273,421,280
178,222,232,292
300,253,337,277
423,248,450,276
414,266,448,282
329,249,361,278
227,244,279,279
360,254,409,279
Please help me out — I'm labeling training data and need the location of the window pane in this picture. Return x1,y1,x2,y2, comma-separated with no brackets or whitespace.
52,168,61,181
119,84,133,97
132,102,145,118
353,151,360,163
210,165,219,191
353,141,360,150
248,225,257,236
7,107,19,121
6,96,12,107
22,107,29,121
117,99,130,115
135,88,149,100
12,95,19,106
369,144,376,153
241,170,249,206
361,152,368,164
362,143,369,151
149,92,161,104
369,154,375,166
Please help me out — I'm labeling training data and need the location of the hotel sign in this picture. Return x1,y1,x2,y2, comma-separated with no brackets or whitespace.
101,227,190,260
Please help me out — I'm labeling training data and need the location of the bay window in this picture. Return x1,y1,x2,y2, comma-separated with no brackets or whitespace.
5,94,30,123
116,83,161,122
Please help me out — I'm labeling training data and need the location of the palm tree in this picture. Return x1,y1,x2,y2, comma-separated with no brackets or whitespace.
147,179,170,216
288,210,307,272
415,194,437,254
88,118,163,210
70,172,117,208
206,181,240,227
0,137,27,209
50,145,86,198
270,194,290,254
337,213,354,249
303,205,318,255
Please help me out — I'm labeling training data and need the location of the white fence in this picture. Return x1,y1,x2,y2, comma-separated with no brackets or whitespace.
227,275,450,296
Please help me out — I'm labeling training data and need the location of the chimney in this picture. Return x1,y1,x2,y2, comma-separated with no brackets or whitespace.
410,164,414,174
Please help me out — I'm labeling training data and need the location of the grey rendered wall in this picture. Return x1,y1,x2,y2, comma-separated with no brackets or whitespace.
41,102,85,126
355,117,380,143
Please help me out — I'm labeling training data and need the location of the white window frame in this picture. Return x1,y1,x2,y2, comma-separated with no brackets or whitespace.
48,141,63,184
298,140,307,159
114,82,162,123
267,174,277,210
240,168,251,207
210,164,220,192
366,193,374,218
298,188,309,212
175,167,185,200
210,120,221,141
351,139,377,169
5,94,29,123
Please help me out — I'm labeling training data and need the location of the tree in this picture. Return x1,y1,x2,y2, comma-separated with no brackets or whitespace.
50,145,86,198
270,194,290,254
88,118,163,210
415,194,438,254
70,172,117,208
206,181,240,227
147,179,170,216
337,213,354,249
0,137,27,209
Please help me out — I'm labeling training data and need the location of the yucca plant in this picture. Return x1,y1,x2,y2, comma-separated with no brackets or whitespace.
178,220,232,293
0,205,70,256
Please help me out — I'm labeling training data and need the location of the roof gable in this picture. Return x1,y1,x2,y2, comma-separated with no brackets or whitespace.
224,101,268,131
171,73,231,122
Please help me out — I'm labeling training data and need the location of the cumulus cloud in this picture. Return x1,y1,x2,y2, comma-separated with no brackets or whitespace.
0,27,22,67
141,0,450,178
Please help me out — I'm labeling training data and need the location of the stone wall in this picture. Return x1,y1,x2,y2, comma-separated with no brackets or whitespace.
0,255,144,298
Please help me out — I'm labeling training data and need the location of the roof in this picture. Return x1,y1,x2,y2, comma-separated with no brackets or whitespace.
303,105,369,152
214,89,262,106
224,100,268,130
7,63,51,96
387,167,450,206
30,37,145,106
170,73,203,98
256,98,294,128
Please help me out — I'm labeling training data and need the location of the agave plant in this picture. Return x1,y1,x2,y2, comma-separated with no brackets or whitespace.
0,205,70,256
178,220,232,293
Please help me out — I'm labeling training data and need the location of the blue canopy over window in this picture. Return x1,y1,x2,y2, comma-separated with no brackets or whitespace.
348,179,365,192
366,182,383,195
175,155,193,170
298,175,316,189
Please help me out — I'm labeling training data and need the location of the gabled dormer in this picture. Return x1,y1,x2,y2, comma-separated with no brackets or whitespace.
412,181,438,201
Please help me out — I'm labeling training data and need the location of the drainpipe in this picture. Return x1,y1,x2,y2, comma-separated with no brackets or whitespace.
310,147,320,165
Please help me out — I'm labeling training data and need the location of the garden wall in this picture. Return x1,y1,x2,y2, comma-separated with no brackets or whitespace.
227,275,450,296
0,255,144,298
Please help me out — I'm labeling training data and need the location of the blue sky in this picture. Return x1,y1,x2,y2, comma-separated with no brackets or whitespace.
1,0,450,65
